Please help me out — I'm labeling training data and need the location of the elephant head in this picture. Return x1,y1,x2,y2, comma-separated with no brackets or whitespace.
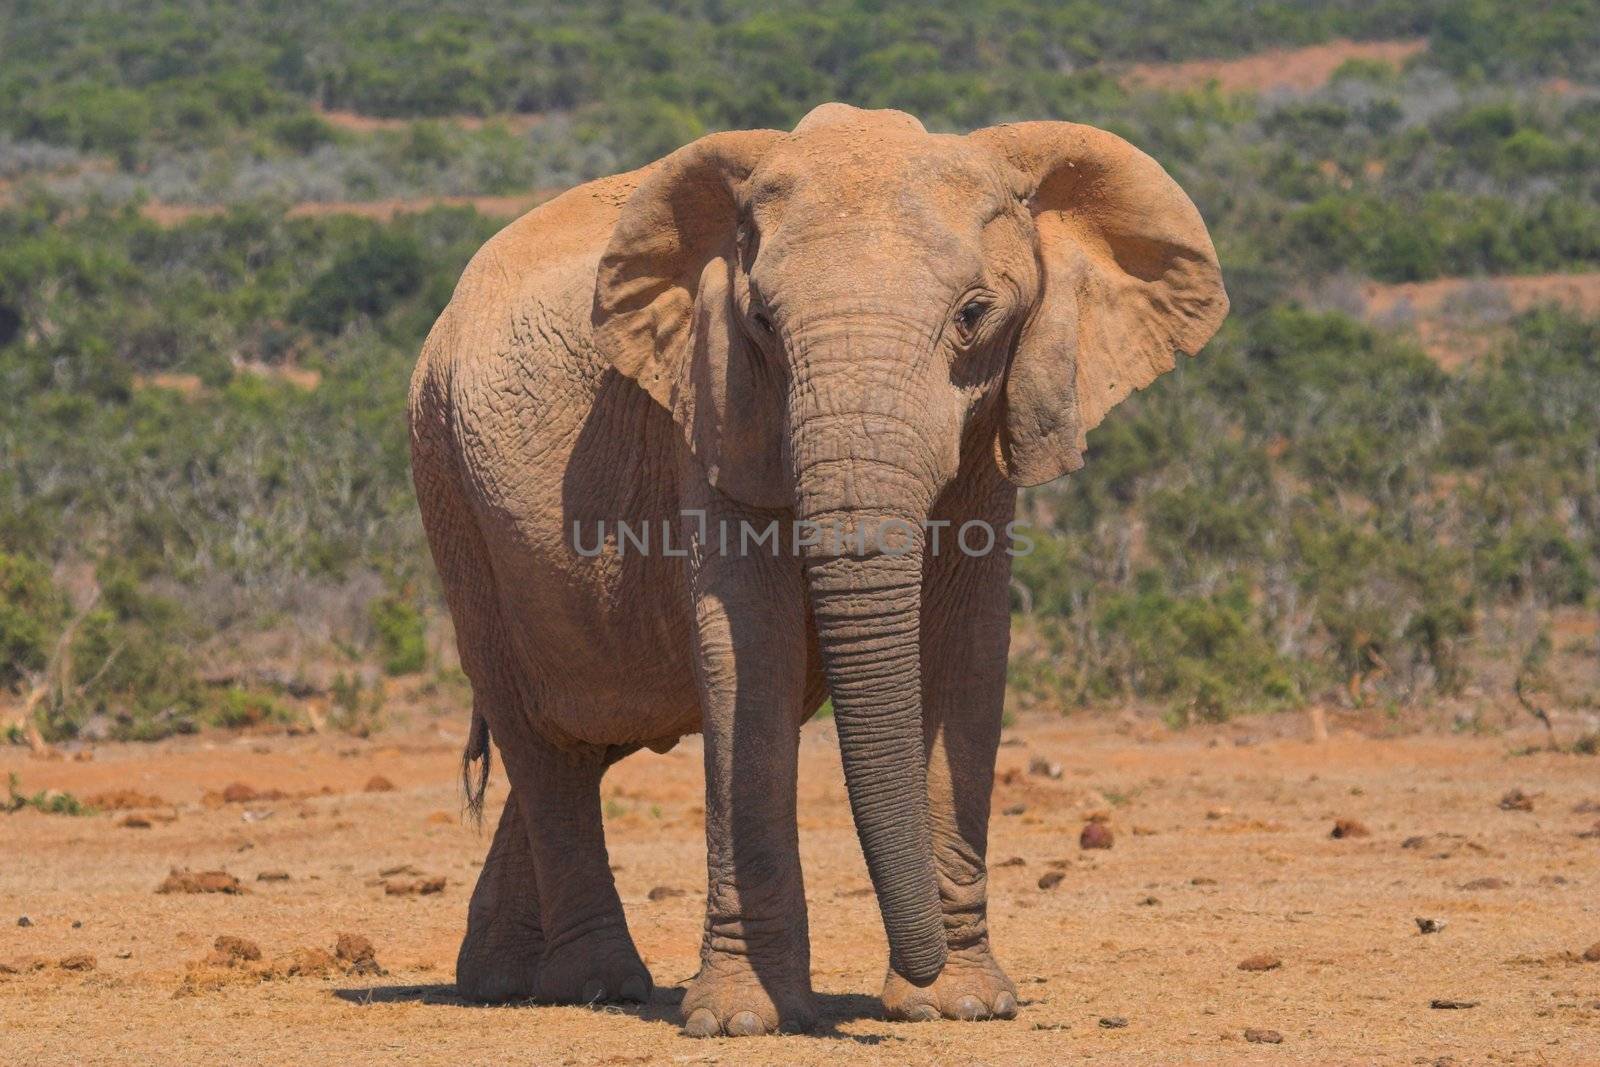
593,103,1227,984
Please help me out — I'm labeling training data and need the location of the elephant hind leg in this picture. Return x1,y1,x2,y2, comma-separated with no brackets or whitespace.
412,369,649,1007
457,790,544,1001
497,730,651,1005
411,371,548,1001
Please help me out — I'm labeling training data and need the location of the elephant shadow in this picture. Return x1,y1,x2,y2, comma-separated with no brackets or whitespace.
330,984,893,1043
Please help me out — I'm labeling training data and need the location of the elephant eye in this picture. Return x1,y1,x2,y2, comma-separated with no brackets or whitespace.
956,301,987,338
752,310,776,336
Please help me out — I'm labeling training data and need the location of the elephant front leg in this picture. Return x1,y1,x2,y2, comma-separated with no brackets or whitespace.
681,495,819,1037
882,487,1019,1023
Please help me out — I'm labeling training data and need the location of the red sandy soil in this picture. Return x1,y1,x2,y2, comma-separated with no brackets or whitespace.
1361,272,1600,370
0,159,117,206
133,363,322,398
4,710,1598,1065
1125,38,1428,95
139,192,557,227
313,106,545,134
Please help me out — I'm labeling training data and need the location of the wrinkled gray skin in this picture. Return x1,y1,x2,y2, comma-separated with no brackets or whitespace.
409,103,1226,1036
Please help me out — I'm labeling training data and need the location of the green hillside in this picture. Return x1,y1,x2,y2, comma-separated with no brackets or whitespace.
2,1,1597,740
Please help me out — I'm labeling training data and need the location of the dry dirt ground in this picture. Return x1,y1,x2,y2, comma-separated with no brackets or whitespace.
4,711,1599,1065
1124,38,1428,94
137,192,557,227
1361,272,1600,370
311,106,546,134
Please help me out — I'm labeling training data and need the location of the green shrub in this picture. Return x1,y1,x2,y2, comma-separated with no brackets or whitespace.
0,553,67,690
370,594,426,676
1093,574,1301,721
290,229,426,335
209,688,296,730
270,112,338,154
5,773,92,816
330,672,384,736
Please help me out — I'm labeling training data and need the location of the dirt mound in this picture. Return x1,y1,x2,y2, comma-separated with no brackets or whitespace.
203,782,288,806
1126,38,1426,94
84,789,167,810
207,936,262,965
383,875,445,896
175,934,383,996
156,869,246,895
0,956,50,976
334,933,383,976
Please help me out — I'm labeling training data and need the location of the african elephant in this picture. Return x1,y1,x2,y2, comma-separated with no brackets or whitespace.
408,102,1226,1036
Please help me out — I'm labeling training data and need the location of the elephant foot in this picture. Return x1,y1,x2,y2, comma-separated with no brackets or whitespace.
681,954,816,1037
455,943,541,1003
881,945,1019,1022
454,904,543,1002
455,790,546,1002
533,927,652,1005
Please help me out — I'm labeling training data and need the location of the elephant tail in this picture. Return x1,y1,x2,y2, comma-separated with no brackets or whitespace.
461,707,492,825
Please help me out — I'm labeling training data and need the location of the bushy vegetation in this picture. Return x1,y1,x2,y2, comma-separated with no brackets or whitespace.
1013,306,1599,717
0,199,497,738
1,1,1596,736
3,1,1596,145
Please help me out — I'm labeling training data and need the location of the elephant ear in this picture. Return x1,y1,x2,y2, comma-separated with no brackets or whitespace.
970,122,1228,487
593,129,789,507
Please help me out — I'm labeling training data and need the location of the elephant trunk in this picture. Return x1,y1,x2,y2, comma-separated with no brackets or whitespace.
803,539,944,983
790,356,947,985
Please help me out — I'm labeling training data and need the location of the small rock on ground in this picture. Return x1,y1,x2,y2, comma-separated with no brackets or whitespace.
1458,877,1509,891
1238,954,1282,971
1079,822,1114,850
384,876,445,896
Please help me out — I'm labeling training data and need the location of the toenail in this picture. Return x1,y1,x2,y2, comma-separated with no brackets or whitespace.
684,1008,722,1038
725,1010,766,1036
581,979,606,1002
906,1003,940,1022
619,975,648,1002
952,995,987,1020
994,991,1018,1017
